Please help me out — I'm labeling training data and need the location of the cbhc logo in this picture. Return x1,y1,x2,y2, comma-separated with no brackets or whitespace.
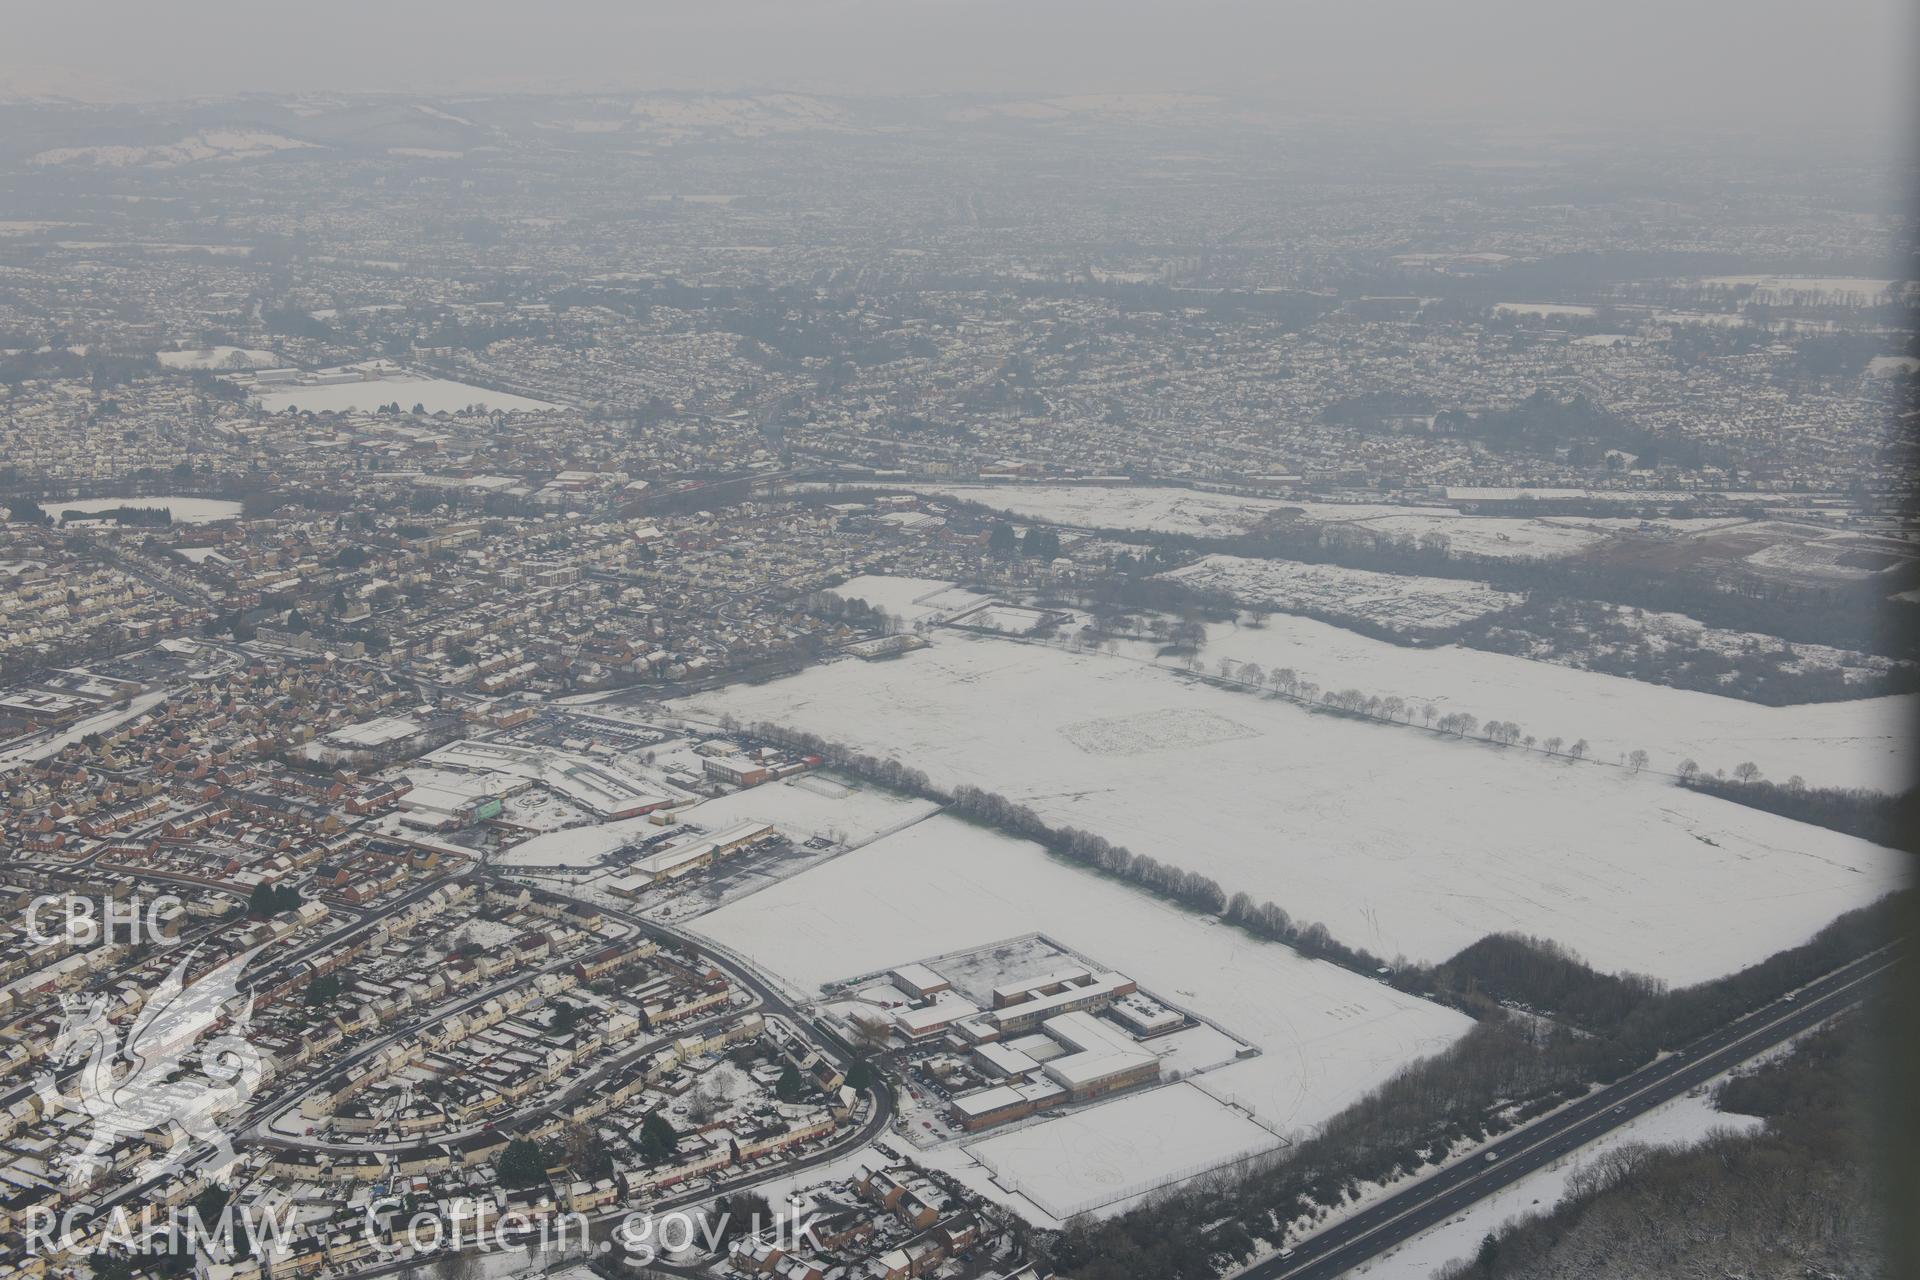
25,894,184,946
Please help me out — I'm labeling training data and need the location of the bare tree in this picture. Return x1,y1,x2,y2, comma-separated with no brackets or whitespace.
433,1253,477,1280
1569,738,1589,761
1733,761,1761,783
1628,749,1649,773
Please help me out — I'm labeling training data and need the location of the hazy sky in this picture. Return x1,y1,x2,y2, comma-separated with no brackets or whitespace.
5,0,1912,138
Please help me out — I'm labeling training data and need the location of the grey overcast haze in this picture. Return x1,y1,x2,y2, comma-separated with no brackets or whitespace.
4,0,1914,139
0,2,1915,1280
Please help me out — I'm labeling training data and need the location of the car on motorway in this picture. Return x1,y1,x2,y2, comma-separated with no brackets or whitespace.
1485,1150,1498,1162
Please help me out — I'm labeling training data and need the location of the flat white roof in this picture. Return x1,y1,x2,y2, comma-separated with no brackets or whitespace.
951,1079,1066,1117
1040,1010,1158,1090
989,972,1131,1027
894,993,979,1033
325,715,423,747
991,966,1090,1003
976,1041,1040,1078
890,963,951,994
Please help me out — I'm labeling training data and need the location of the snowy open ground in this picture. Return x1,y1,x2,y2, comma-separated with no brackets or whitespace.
827,575,992,625
1327,514,1604,560
1163,554,1523,631
690,813,1472,1141
1183,613,1913,790
681,630,1905,984
876,483,1742,566
964,1082,1285,1218
907,483,1289,536
253,375,557,415
46,496,243,524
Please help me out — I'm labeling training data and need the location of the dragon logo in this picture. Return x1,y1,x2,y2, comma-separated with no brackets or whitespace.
36,945,266,1188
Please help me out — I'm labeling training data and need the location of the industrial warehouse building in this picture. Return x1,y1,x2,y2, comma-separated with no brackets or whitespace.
604,820,779,894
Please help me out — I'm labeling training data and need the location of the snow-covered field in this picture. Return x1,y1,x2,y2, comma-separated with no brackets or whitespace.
1350,1091,1762,1280
46,496,243,524
965,1083,1285,1218
827,575,992,625
950,603,1055,635
680,632,1905,984
690,813,1472,1139
852,484,1751,566
254,375,557,415
1744,536,1906,581
908,484,1289,536
1162,554,1522,631
1184,613,1912,790
1330,514,1603,560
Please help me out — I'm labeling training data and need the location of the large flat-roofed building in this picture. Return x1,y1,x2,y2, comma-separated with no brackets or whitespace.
703,755,770,787
989,966,1090,1009
987,970,1137,1035
607,820,779,892
890,963,952,1001
950,1079,1067,1132
892,991,980,1041
974,1040,1043,1081
1040,1011,1160,1099
420,740,673,819
1109,990,1187,1037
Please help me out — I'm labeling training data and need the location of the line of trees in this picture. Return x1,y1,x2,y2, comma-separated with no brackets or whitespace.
948,783,1230,915
1428,934,1666,1035
1199,659,1606,764
743,720,1393,976
1678,769,1920,854
247,881,301,918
